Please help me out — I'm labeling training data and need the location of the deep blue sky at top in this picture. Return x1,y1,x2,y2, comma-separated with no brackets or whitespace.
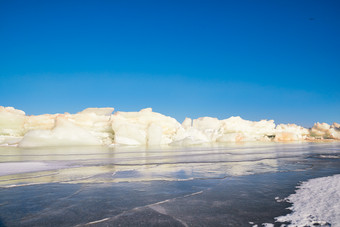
0,0,339,127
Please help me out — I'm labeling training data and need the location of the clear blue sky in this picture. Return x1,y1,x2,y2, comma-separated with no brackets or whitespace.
1,0,339,127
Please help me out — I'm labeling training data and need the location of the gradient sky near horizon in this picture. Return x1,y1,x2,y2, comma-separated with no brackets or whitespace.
1,0,339,127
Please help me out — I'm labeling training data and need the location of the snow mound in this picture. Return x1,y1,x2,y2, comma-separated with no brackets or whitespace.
276,174,340,227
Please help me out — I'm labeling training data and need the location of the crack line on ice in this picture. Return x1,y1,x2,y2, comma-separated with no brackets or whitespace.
77,190,204,226
19,186,88,222
148,204,189,227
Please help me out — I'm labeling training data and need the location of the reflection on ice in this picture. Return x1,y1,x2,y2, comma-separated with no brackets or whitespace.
0,143,339,187
0,143,339,227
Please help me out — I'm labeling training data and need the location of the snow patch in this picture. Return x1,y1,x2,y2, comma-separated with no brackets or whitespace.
0,162,65,176
275,174,340,227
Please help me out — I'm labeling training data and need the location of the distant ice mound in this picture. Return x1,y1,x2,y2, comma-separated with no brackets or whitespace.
310,122,340,140
0,106,339,147
0,106,26,137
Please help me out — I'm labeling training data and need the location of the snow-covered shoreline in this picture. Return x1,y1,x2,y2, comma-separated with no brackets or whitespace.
275,174,340,227
1,106,339,147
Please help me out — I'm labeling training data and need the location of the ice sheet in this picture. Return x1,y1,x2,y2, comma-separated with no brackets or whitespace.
0,143,338,187
0,143,340,226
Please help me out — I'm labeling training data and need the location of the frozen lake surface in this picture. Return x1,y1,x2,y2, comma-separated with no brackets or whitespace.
0,142,339,226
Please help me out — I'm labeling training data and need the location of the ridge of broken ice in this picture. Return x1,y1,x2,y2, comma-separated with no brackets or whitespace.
0,106,339,147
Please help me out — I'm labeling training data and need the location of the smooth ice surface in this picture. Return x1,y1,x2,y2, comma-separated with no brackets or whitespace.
275,174,340,227
0,142,339,226
0,142,339,186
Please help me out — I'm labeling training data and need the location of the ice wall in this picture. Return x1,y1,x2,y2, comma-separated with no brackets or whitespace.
19,117,102,147
0,106,339,147
112,108,181,146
